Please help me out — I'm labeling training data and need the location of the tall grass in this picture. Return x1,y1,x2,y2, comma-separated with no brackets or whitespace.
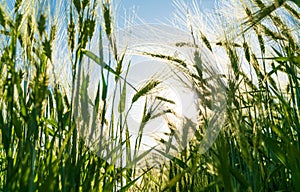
0,0,145,191
0,0,299,191
137,0,300,191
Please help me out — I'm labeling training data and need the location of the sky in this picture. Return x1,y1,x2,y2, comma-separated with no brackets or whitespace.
117,0,217,23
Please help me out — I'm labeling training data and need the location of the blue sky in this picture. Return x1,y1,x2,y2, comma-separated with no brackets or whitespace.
118,0,217,23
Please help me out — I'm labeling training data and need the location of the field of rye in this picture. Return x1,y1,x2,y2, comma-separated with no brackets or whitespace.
0,0,299,191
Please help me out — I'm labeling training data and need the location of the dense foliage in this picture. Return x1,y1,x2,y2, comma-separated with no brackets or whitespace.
0,0,299,191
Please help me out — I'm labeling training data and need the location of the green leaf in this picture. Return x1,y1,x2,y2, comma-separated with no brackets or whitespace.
103,182,114,192
12,112,22,138
230,168,250,188
260,56,300,63
45,118,58,128
94,82,101,111
101,72,107,101
118,83,126,113
82,49,117,74
117,167,153,192
154,148,190,171
162,172,185,192
126,146,155,168
264,136,288,167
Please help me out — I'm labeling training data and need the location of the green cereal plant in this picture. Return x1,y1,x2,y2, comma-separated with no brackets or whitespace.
136,0,299,191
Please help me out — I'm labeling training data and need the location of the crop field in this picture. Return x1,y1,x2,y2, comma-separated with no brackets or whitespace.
0,0,299,191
